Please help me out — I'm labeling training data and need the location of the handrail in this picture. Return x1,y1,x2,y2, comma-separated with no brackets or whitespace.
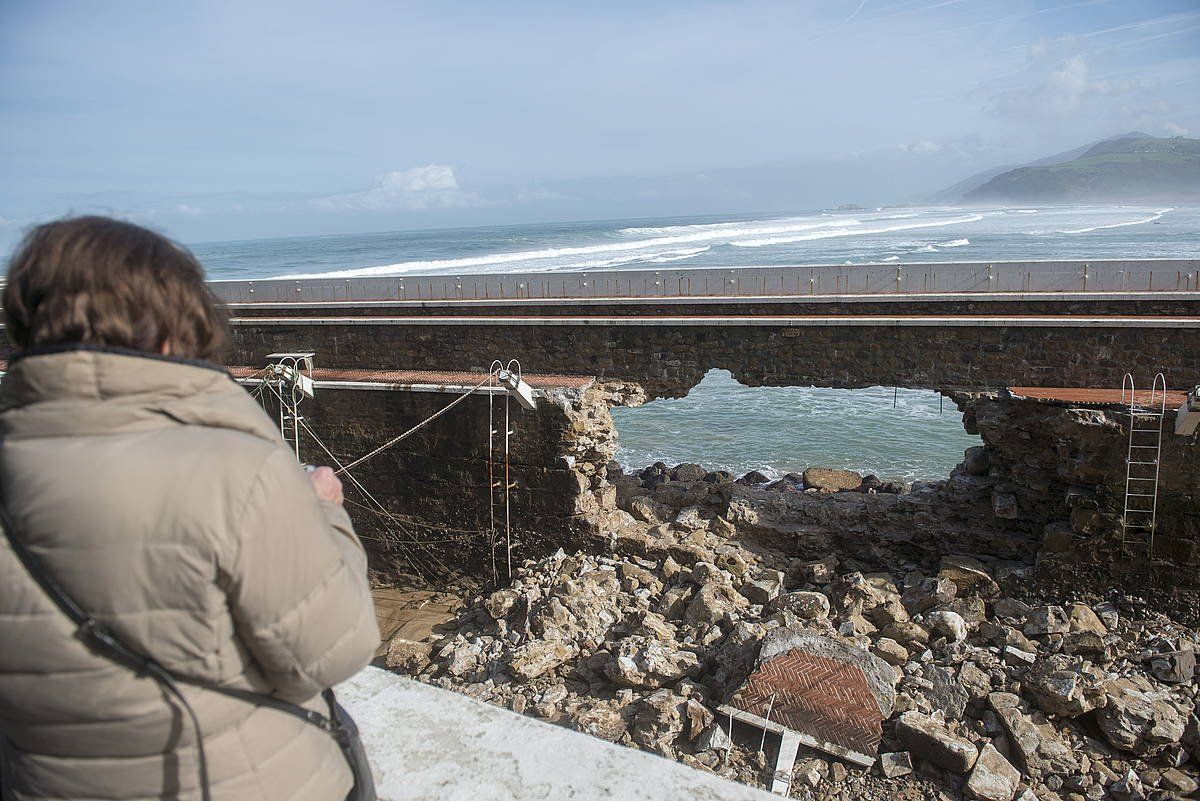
208,258,1200,306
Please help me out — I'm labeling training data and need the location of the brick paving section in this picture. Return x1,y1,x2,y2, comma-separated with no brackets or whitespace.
1009,386,1189,408
728,651,883,758
228,365,595,390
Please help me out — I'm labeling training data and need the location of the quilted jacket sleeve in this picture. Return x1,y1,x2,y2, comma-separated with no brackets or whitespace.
223,448,380,702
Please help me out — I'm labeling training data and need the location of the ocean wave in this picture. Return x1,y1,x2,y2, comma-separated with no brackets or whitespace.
286,217,868,278
941,238,970,248
914,244,937,253
1055,208,1174,235
728,213,984,248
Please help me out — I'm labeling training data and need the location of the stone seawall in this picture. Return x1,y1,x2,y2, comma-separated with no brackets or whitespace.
229,321,1200,400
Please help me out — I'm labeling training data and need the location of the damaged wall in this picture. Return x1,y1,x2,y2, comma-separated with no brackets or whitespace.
954,393,1200,624
262,381,640,579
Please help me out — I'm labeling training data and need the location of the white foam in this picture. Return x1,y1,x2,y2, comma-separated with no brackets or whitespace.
941,238,970,248
1055,208,1173,235
728,214,984,248
287,216,869,278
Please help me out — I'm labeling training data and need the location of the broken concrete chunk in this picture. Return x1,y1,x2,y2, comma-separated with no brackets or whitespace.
895,711,979,773
965,743,1020,801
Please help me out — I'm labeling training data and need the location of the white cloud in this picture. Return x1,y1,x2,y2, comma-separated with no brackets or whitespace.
989,55,1140,120
1163,122,1190,137
311,164,480,211
901,140,943,155
176,203,202,216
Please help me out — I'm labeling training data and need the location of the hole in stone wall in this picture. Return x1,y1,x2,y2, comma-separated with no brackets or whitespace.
609,369,982,483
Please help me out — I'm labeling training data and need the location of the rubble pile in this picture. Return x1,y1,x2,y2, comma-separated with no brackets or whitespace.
384,461,1199,800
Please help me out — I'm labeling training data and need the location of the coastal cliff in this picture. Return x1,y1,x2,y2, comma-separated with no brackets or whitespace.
962,136,1200,203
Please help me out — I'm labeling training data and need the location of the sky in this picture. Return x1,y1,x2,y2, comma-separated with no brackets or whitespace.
1,0,1198,248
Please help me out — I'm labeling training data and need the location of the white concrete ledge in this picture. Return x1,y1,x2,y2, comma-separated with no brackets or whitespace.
231,315,1200,329
336,667,775,801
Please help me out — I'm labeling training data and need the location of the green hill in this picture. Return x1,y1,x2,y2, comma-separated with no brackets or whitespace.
962,135,1200,203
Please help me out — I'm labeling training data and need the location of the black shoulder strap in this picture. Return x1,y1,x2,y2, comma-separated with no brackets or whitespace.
0,498,337,800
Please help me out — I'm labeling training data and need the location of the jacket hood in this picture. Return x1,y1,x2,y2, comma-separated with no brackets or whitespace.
0,345,282,444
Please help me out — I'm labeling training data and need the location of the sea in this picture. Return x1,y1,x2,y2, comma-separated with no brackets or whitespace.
194,203,1199,482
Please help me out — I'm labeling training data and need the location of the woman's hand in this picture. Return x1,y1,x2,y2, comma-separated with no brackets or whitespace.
306,466,344,506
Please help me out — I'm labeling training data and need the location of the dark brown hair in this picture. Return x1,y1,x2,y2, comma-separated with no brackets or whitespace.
3,216,228,361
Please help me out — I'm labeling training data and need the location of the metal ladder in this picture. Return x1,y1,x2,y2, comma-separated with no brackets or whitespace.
1121,373,1166,559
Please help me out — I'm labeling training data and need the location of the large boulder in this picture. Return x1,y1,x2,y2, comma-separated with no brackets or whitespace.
938,555,1000,598
630,689,688,758
894,711,979,773
987,693,1079,778
802,467,862,492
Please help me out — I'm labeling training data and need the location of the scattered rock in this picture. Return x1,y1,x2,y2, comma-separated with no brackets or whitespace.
878,751,913,778
1065,602,1107,636
895,711,979,773
774,590,831,621
508,638,577,682
964,743,1020,801
926,610,968,643
1096,679,1189,755
902,577,957,615
605,635,701,688
1023,605,1070,636
1022,654,1107,717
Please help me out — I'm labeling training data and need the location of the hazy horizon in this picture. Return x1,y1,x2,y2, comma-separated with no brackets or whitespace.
3,1,1198,251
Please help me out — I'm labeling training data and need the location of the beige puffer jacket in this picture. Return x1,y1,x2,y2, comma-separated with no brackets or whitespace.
0,346,381,801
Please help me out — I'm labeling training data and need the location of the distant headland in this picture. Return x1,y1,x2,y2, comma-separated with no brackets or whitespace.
934,133,1200,204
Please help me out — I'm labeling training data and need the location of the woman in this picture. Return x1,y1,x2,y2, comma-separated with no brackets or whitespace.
0,217,380,800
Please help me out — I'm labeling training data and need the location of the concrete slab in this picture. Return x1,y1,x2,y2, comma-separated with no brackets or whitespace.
337,667,777,801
